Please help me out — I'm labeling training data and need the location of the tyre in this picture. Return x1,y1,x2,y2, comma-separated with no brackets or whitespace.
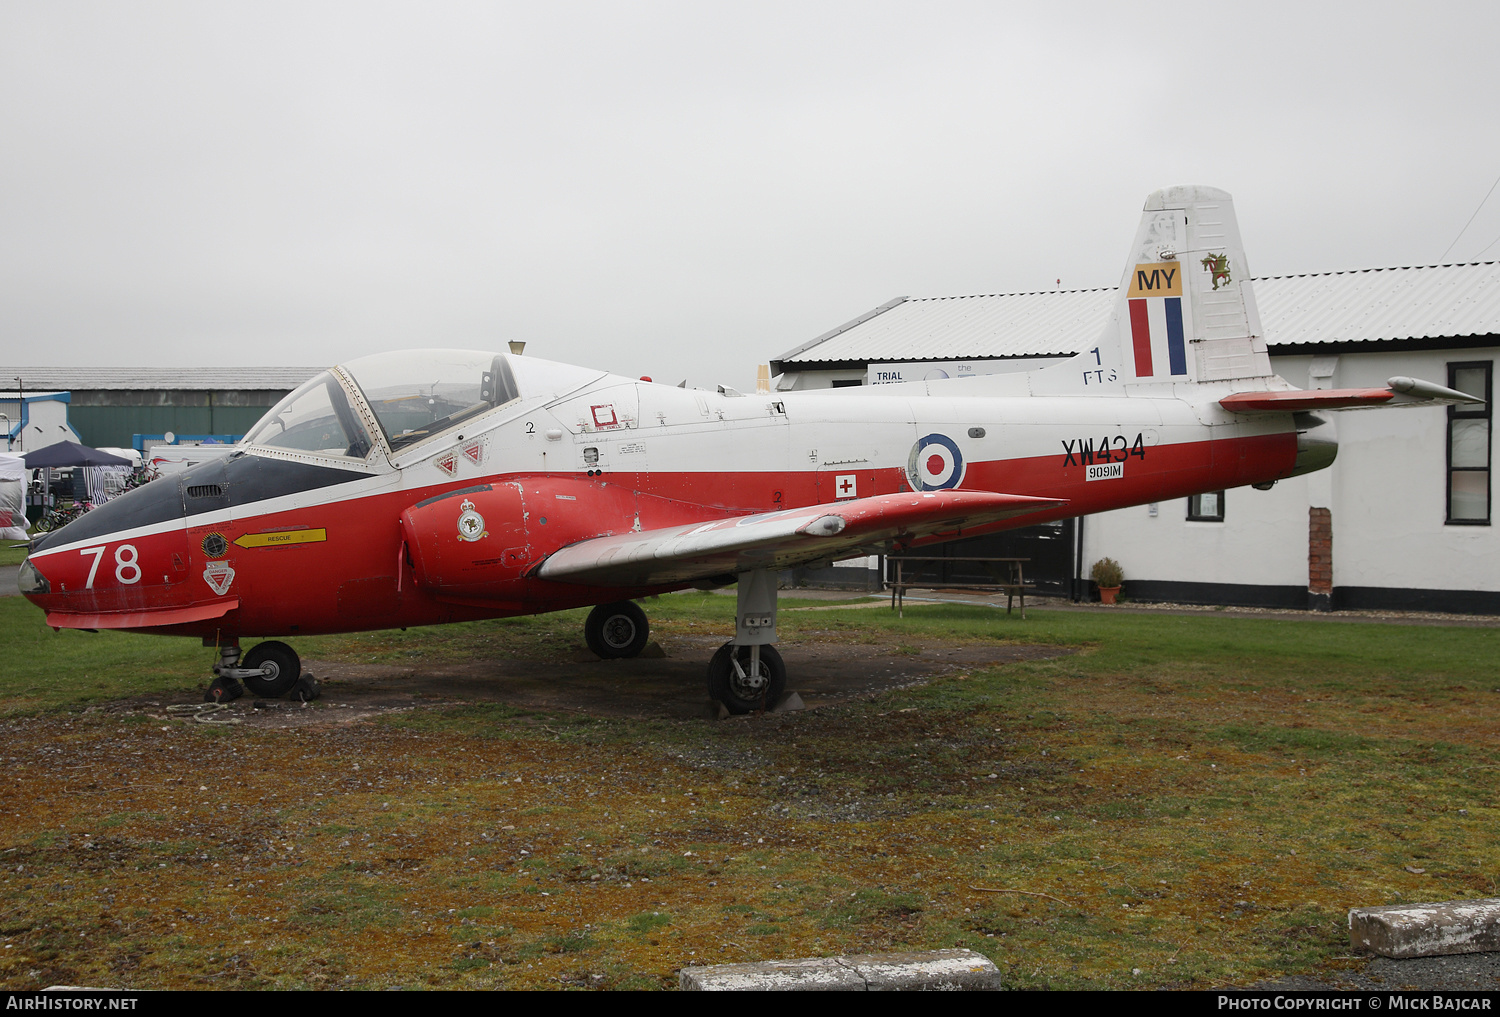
584,601,650,659
241,640,301,698
706,642,786,715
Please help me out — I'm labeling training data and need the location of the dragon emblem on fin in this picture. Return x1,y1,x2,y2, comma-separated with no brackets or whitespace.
1201,253,1231,290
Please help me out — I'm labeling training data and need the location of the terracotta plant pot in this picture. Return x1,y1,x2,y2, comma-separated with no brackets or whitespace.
1098,585,1121,605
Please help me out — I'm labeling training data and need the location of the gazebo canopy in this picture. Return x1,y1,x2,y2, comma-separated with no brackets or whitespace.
21,441,133,468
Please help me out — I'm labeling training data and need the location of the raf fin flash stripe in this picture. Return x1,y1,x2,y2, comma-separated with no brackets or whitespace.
1128,296,1187,378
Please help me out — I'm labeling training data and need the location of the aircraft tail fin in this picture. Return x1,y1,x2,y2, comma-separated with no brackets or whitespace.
1036,185,1272,394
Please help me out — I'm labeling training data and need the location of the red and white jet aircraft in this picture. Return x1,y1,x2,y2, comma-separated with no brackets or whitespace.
18,186,1477,711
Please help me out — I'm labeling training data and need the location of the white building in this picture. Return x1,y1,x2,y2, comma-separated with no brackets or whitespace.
771,263,1499,613
0,391,81,452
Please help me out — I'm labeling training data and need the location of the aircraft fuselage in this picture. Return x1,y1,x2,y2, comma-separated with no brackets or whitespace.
19,377,1302,639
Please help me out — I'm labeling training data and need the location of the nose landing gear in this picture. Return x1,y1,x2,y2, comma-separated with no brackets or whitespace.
205,640,304,701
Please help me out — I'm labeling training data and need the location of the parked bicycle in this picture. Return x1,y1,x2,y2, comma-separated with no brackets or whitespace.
122,463,158,490
35,500,92,532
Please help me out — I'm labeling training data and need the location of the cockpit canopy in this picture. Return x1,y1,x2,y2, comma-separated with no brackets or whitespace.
242,371,372,458
243,350,522,460
344,350,520,451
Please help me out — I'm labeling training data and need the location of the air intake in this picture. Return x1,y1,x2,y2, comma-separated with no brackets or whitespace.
186,485,224,498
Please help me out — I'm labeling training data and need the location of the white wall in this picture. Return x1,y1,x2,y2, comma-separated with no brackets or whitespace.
1083,478,1311,590
1326,348,1498,593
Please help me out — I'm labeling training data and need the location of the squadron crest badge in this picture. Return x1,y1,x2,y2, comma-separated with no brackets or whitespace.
457,498,488,542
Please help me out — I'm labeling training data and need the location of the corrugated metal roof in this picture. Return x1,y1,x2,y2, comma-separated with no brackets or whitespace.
1255,263,1500,345
777,262,1500,365
6,367,320,391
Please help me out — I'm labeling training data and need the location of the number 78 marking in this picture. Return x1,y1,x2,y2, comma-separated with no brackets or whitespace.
79,546,105,589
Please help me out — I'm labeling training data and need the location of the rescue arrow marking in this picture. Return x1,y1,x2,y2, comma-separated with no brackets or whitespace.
233,528,328,549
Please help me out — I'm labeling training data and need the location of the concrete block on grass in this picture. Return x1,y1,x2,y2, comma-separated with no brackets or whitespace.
679,948,1001,991
1350,897,1500,958
681,956,866,991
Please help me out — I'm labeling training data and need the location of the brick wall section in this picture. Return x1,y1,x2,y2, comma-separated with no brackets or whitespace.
1309,507,1333,594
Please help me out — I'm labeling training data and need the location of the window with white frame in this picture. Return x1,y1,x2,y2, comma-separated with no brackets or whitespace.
1447,361,1492,525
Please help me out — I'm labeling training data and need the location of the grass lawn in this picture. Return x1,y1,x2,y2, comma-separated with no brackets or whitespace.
0,593,1497,990
1,544,30,566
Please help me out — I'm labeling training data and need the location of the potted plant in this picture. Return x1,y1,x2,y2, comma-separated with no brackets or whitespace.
1091,557,1124,605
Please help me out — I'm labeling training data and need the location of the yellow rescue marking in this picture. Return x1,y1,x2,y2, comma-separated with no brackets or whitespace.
232,528,327,549
1127,262,1182,298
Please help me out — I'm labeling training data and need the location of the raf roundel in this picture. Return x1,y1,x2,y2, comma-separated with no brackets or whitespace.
906,433,965,491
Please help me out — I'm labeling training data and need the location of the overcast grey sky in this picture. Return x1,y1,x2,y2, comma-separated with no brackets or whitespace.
4,1,1499,387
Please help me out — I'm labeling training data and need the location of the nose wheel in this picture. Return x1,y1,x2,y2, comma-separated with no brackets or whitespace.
240,641,302,698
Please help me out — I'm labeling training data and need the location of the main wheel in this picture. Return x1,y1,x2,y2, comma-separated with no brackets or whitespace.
584,601,650,659
707,642,786,715
241,640,301,698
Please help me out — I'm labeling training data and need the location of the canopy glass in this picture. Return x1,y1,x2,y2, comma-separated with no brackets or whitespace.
340,350,520,451
242,372,372,459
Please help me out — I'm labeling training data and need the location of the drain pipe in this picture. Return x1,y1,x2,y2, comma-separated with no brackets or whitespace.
1072,515,1085,603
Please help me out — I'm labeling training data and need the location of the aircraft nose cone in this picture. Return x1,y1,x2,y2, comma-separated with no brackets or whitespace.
17,555,49,598
17,558,47,597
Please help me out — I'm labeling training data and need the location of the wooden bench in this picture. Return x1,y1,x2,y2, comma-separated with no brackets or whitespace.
885,556,1032,619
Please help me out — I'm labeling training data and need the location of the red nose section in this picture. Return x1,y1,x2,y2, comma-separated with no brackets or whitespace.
22,527,237,632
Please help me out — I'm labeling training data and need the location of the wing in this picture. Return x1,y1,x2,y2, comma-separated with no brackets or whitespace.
1220,376,1482,413
533,489,1065,587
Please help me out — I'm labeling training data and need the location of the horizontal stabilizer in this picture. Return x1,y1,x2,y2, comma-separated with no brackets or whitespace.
1220,388,1395,411
1221,377,1483,413
535,490,1064,587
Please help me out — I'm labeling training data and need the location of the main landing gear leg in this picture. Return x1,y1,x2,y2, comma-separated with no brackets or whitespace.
707,568,787,714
